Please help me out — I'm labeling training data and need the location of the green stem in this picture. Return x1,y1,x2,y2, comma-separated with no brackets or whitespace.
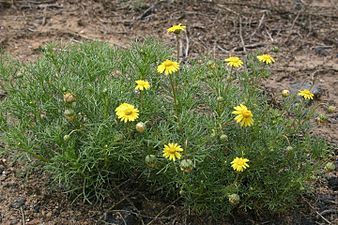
140,91,144,110
169,75,179,121
176,34,180,62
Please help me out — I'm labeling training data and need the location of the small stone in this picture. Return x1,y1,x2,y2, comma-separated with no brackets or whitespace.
10,197,26,209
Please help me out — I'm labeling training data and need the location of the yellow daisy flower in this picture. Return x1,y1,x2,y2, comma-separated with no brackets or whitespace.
135,80,150,91
115,103,139,123
298,89,314,100
163,143,183,161
232,104,254,127
231,157,250,172
157,60,180,75
167,24,186,34
224,56,243,68
257,54,275,65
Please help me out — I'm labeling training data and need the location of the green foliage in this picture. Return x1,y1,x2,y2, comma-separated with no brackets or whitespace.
0,40,328,216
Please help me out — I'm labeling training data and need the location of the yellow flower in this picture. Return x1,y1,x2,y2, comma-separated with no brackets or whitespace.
163,143,183,161
157,60,180,75
257,54,275,65
115,103,139,123
231,157,250,172
232,104,254,127
298,89,314,100
224,56,243,68
167,24,186,34
135,80,150,91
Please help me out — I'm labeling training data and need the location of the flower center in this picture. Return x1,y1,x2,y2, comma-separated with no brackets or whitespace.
242,110,251,118
164,61,173,67
168,148,177,154
124,109,133,116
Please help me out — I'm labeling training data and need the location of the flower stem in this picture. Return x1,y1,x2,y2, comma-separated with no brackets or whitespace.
176,34,180,62
169,75,179,120
140,91,143,110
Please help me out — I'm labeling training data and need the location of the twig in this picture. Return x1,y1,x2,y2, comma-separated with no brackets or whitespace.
20,207,26,225
250,13,265,38
232,42,265,51
239,17,246,53
183,31,189,60
316,211,332,224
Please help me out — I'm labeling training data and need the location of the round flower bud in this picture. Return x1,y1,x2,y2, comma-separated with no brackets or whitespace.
219,134,228,142
228,193,240,205
180,159,193,173
63,92,76,103
286,146,293,151
145,155,157,168
136,122,145,133
217,96,224,102
63,134,70,141
64,109,76,122
327,105,336,113
324,162,336,172
282,90,290,97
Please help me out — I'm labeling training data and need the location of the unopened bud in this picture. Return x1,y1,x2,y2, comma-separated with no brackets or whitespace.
63,135,70,141
217,96,224,102
219,134,228,142
136,122,145,133
64,109,76,122
63,93,76,103
282,90,290,97
228,194,240,205
324,162,335,172
145,155,157,168
180,159,193,173
327,105,336,113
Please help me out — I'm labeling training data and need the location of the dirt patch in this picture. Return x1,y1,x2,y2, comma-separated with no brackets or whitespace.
0,0,337,224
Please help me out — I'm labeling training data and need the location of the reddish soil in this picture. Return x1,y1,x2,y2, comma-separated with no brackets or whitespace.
0,0,337,224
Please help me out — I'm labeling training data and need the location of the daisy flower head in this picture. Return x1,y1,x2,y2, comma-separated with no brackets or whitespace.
163,143,183,161
224,56,243,68
232,104,254,127
135,80,150,91
298,89,314,100
157,60,180,75
167,23,186,34
115,103,139,123
231,157,250,172
257,54,275,65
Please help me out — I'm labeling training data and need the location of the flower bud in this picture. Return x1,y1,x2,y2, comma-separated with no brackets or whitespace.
64,109,76,122
145,155,157,168
63,134,70,141
327,105,336,113
180,159,193,173
286,146,293,151
228,194,240,205
219,134,228,142
63,92,76,103
324,162,336,172
282,90,290,97
217,96,224,102
136,122,145,133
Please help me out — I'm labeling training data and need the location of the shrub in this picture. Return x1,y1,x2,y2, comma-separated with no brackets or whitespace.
0,37,328,216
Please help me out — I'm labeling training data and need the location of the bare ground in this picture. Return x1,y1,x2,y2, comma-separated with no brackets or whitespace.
0,0,337,224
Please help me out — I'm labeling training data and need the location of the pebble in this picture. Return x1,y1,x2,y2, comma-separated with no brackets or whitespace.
10,197,26,209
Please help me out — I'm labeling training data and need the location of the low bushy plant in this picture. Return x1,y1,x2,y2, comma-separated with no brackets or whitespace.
0,34,328,216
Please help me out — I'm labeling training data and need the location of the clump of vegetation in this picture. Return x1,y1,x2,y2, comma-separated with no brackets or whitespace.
0,24,328,216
